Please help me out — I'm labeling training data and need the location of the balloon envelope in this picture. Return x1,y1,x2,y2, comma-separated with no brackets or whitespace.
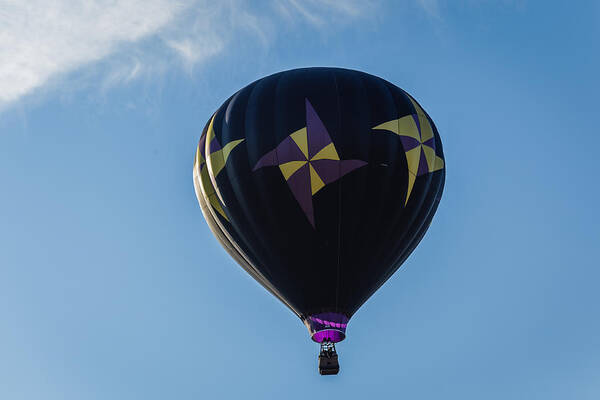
193,67,445,343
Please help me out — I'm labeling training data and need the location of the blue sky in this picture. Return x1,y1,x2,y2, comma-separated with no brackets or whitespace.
1,1,599,399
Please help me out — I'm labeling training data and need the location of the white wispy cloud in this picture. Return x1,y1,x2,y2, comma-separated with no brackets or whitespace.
416,0,441,18
0,0,376,109
0,0,188,106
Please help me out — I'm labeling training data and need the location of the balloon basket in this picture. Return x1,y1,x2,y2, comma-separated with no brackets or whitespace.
318,341,339,375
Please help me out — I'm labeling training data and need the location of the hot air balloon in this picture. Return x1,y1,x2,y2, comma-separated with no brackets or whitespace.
193,67,445,375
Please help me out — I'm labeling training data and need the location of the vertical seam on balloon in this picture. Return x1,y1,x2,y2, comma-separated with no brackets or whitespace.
245,78,277,279
342,72,375,314
372,81,403,276
332,70,342,312
351,72,372,315
250,77,280,281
